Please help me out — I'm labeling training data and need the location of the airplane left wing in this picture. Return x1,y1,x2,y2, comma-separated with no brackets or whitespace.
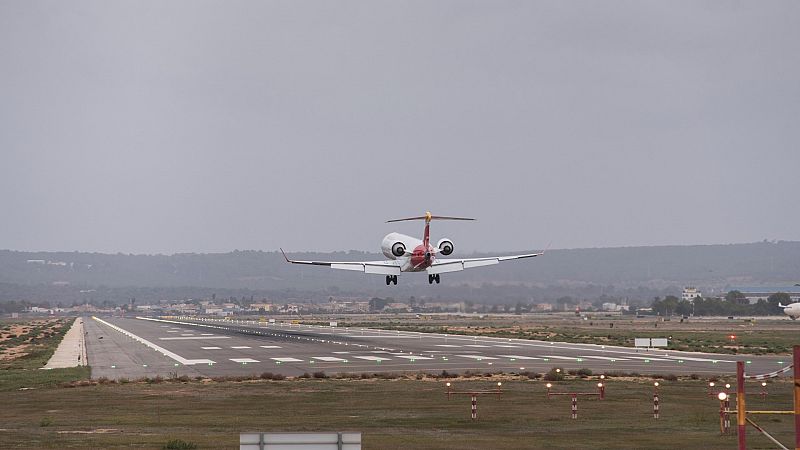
428,251,544,275
280,249,402,275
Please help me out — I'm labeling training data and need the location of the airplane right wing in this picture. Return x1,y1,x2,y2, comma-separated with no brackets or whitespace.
427,250,544,275
280,249,402,275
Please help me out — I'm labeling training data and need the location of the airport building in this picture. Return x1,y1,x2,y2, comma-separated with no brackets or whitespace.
681,287,702,302
732,287,800,304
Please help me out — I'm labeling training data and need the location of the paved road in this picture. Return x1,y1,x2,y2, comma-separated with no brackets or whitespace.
85,316,791,380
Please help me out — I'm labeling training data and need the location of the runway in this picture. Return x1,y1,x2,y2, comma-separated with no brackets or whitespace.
85,315,791,380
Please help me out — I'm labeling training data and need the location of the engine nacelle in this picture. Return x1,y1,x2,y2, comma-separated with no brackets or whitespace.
381,233,421,259
437,238,454,256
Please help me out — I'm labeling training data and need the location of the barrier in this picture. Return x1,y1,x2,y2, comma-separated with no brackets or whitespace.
239,432,361,450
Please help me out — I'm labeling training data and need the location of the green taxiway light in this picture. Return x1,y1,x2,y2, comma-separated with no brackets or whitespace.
644,360,650,363
142,364,148,367
111,365,116,369
746,360,752,364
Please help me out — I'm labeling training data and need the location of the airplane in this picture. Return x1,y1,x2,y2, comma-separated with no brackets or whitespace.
280,211,544,285
778,302,800,320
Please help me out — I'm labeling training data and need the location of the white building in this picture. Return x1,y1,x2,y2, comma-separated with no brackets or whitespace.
682,287,702,302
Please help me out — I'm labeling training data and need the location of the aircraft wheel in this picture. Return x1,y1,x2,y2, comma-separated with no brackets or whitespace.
393,275,398,285
428,274,434,284
435,274,441,284
386,275,391,286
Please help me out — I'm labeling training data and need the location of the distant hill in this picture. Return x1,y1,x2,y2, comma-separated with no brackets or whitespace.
0,241,798,304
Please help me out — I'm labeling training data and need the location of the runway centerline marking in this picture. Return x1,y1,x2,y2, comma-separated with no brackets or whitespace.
231,346,251,349
259,345,282,349
201,346,222,350
91,316,214,365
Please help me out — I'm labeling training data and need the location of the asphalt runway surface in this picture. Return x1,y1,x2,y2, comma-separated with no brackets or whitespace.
85,315,791,380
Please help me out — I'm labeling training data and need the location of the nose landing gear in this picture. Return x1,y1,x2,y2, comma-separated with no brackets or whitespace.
428,274,440,284
385,275,398,285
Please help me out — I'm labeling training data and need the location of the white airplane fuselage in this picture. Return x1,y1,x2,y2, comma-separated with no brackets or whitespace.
780,302,800,320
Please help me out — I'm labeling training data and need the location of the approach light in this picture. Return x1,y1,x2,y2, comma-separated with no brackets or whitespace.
497,382,502,387
718,392,728,401
654,382,659,387
725,383,731,389
446,382,451,387
709,382,715,387
761,382,767,387
597,383,603,388
546,383,552,388
556,369,561,373
600,375,605,380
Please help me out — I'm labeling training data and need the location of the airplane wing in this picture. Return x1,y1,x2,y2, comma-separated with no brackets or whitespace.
427,251,544,275
280,249,402,275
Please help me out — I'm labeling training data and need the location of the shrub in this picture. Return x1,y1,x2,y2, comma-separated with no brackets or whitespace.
39,417,52,427
664,374,678,382
312,371,327,379
576,368,592,377
163,439,197,450
299,372,310,379
544,368,565,382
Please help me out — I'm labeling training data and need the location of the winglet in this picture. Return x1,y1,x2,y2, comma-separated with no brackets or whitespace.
279,248,291,263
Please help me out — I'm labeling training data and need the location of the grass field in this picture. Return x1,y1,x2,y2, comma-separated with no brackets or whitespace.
0,317,92,392
0,376,795,449
336,313,799,355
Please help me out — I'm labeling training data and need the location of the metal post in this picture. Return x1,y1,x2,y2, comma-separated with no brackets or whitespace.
737,361,746,450
724,395,731,434
598,383,605,399
654,392,660,419
571,394,577,419
471,395,477,420
720,396,726,435
794,345,800,450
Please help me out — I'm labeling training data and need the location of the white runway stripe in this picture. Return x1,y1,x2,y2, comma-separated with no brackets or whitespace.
494,345,521,348
434,344,461,347
272,357,303,362
231,346,251,349
353,356,391,361
201,346,221,350
230,358,259,363
312,357,347,362
541,355,580,360
259,345,282,349
578,355,628,361
498,355,543,360
465,345,491,348
159,336,231,340
624,356,670,361
663,356,733,363
456,355,499,360
394,355,433,360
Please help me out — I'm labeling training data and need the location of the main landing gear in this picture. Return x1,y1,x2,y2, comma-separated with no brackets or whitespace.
428,274,440,284
385,275,398,285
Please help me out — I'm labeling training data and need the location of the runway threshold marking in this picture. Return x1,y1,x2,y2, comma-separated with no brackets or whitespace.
272,357,303,362
353,356,390,361
91,316,215,366
578,355,628,361
230,358,260,363
312,357,347,362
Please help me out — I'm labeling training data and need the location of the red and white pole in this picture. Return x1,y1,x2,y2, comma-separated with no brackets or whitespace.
724,395,731,434
471,395,477,421
793,345,799,450
571,394,577,419
737,361,746,450
654,393,660,419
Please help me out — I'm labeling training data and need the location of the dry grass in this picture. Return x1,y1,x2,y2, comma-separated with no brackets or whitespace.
0,376,794,449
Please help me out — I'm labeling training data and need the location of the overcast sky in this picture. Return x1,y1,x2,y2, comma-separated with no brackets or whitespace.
1,1,798,254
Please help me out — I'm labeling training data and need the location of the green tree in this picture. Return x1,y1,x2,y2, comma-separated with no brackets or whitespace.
725,290,748,305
